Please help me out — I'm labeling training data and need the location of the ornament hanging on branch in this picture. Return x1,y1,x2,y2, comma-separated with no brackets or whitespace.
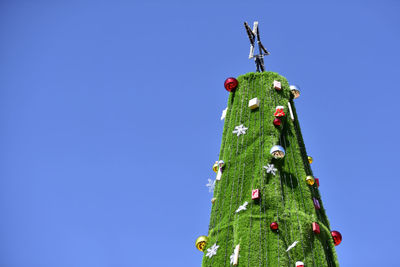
306,175,315,186
315,178,320,187
235,201,248,213
221,108,228,120
264,163,277,175
195,236,209,251
233,124,248,136
274,106,285,117
331,230,342,246
248,97,260,110
224,77,238,92
313,197,320,210
296,261,305,267
211,197,216,204
270,145,285,159
308,156,313,164
251,189,260,200
312,222,320,234
270,222,279,231
206,243,220,258
230,244,240,265
290,85,301,99
206,179,216,193
273,80,282,91
286,241,299,252
273,118,281,126
212,161,219,173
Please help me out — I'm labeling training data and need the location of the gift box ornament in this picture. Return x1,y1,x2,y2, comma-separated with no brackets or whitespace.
251,189,260,200
248,97,260,109
273,80,282,90
270,145,285,159
274,106,285,117
290,85,301,99
313,197,321,210
296,261,304,267
312,222,320,234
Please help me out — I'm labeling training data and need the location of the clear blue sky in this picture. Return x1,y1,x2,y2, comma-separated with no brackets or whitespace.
1,1,399,266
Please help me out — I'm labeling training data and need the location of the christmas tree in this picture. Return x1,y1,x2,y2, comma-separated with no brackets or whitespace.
196,22,341,267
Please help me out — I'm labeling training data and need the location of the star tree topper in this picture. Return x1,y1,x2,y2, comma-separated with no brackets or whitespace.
232,124,248,136
264,164,277,175
206,243,220,258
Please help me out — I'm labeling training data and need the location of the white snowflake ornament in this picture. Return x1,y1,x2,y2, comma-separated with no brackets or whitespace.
206,243,219,258
235,201,248,213
264,164,277,176
206,179,216,193
232,124,248,136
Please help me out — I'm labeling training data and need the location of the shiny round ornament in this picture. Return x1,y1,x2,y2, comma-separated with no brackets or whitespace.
306,175,315,186
212,161,219,173
308,156,313,164
270,145,285,159
273,118,281,126
211,198,216,204
331,231,342,246
195,235,209,251
218,160,225,169
290,85,301,99
270,222,279,231
224,77,238,92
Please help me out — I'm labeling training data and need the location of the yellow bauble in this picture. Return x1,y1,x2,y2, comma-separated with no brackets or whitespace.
195,236,209,251
306,176,315,186
212,162,219,173
308,156,313,164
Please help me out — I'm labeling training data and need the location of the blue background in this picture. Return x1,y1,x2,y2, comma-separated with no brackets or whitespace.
1,1,399,266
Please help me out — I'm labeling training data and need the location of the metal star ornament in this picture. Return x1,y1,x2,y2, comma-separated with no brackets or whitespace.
235,201,249,213
232,124,248,136
206,179,216,193
264,164,277,176
206,243,220,258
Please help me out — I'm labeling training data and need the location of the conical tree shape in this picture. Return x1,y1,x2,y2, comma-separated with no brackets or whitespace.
202,72,339,267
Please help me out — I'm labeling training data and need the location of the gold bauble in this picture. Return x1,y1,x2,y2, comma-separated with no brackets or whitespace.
308,156,313,164
212,162,219,173
211,198,217,204
195,236,209,251
306,176,315,186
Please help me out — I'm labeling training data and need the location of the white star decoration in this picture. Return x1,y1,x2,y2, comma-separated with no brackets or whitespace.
232,124,248,136
206,243,219,258
286,241,298,252
230,253,235,265
206,179,216,193
235,201,248,213
221,108,228,120
264,164,277,176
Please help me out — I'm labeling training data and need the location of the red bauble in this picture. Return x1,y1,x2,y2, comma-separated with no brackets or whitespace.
273,118,281,126
224,77,238,92
331,230,342,246
270,222,279,231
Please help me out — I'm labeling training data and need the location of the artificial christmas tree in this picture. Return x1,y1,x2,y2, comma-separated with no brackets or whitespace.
198,22,340,266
